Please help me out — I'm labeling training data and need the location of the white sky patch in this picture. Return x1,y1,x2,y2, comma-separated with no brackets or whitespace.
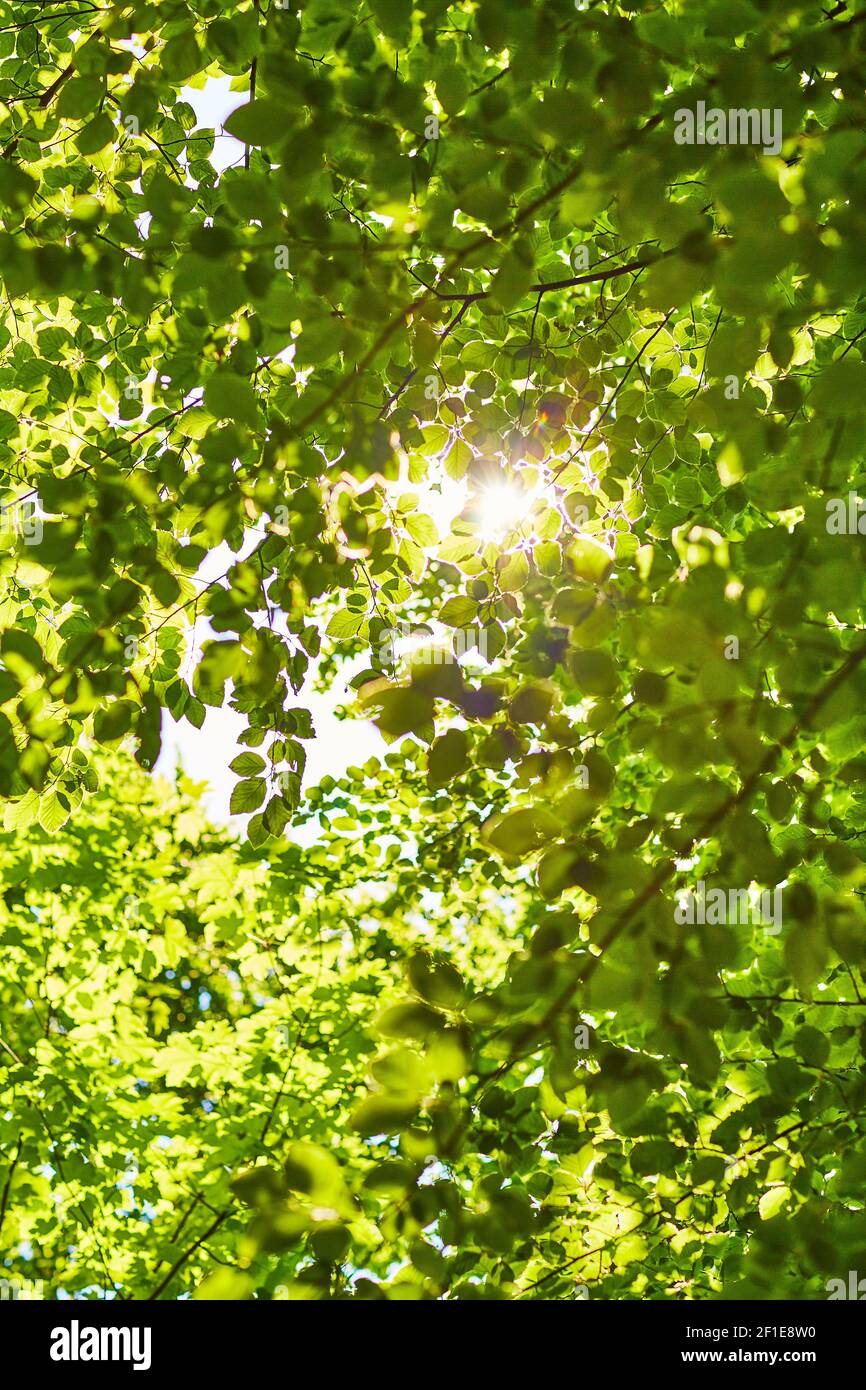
181,75,247,173
155,527,385,830
156,666,384,835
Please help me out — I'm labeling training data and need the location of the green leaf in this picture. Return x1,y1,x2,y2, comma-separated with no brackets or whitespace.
428,728,468,787
229,777,267,814
350,1094,418,1136
570,538,613,585
484,806,559,857
203,372,260,427
229,752,266,776
439,596,478,627
57,77,104,120
326,610,365,639
444,438,472,481
629,1140,680,1177
374,689,434,740
0,162,37,209
38,791,69,834
75,113,115,155
405,513,438,547
223,99,287,146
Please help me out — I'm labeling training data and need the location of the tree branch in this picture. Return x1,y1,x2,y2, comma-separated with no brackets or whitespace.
0,1136,22,1245
145,1208,231,1301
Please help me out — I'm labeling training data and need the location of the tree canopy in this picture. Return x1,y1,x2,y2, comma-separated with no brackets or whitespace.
2,0,866,1301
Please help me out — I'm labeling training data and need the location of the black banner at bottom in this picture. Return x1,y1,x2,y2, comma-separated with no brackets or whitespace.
5,1296,861,1378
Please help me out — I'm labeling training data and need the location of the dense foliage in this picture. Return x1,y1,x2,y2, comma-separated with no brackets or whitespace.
2,0,866,1301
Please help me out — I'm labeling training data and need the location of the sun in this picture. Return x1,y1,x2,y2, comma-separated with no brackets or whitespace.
477,481,536,540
